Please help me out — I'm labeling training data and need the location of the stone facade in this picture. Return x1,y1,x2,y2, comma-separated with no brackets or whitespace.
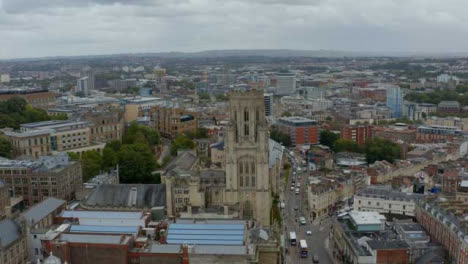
224,90,272,226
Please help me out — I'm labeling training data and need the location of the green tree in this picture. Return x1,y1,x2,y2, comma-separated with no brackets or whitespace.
67,152,80,160
0,136,12,158
118,144,158,183
81,151,103,182
320,130,339,149
123,122,160,149
270,129,291,147
333,139,363,153
170,134,195,156
5,97,27,113
199,93,210,100
281,111,292,117
101,147,118,171
364,138,402,164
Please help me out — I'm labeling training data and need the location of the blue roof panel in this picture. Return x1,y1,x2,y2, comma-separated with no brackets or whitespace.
169,229,243,236
60,211,143,220
69,225,139,236
167,239,243,245
169,224,244,230
167,235,244,241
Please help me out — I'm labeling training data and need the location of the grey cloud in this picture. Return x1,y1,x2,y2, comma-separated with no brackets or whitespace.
0,0,468,59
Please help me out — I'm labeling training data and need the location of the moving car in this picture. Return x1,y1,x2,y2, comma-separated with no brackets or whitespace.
306,230,312,235
299,216,306,225
312,254,319,263
295,188,300,195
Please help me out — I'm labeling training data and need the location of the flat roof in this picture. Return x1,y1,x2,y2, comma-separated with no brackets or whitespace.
59,234,131,245
60,210,143,220
167,223,245,246
69,225,139,236
349,211,385,225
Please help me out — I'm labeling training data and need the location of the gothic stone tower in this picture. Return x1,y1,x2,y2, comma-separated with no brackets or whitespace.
224,89,271,226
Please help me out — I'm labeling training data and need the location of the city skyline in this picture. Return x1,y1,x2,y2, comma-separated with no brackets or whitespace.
1,0,468,59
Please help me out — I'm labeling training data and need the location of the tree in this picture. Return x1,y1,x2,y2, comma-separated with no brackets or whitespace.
118,144,158,183
123,122,160,150
81,151,102,182
364,138,402,164
101,147,118,171
215,94,228,101
185,127,208,139
281,111,292,117
5,97,27,113
270,129,291,147
199,93,210,100
67,152,80,161
320,130,339,149
333,139,363,153
0,136,12,158
170,134,195,156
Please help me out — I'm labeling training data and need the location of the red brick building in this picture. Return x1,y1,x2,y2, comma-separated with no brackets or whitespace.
367,240,410,264
415,201,468,264
340,125,374,145
442,169,459,195
277,116,319,146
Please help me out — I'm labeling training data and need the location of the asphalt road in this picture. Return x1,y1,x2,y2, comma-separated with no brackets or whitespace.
281,153,333,264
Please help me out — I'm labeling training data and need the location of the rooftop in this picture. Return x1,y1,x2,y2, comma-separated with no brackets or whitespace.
356,185,423,202
60,210,144,220
83,184,166,209
69,225,139,237
366,240,409,250
21,197,66,226
278,116,317,125
167,223,245,246
349,211,386,226
58,233,132,245
0,219,22,249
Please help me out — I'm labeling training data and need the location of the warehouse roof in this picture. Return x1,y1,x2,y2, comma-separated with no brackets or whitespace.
167,223,245,246
69,225,139,237
60,210,143,220
59,234,132,245
83,184,166,209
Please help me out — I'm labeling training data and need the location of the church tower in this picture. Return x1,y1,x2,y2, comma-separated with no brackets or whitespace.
224,89,271,226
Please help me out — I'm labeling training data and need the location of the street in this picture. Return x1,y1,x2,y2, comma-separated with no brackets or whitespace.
281,152,333,264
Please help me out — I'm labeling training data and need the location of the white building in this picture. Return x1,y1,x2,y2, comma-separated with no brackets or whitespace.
437,73,459,84
76,76,89,96
276,73,296,95
354,186,423,216
0,74,10,83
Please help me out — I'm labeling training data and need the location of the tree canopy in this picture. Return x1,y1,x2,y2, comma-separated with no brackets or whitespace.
333,139,363,153
0,136,12,158
170,134,195,156
118,143,158,183
270,129,291,147
364,138,402,164
0,97,67,129
319,130,339,149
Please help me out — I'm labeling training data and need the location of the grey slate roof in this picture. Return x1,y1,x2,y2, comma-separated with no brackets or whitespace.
21,197,66,226
165,151,197,172
83,184,166,209
0,219,22,248
366,240,409,250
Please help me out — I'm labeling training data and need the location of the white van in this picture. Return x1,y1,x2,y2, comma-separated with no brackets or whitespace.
295,188,300,195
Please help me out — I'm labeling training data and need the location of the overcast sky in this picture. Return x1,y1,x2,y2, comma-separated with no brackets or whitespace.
1,0,467,59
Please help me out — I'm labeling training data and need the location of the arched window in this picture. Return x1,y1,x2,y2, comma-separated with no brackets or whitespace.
251,163,255,174
256,109,259,121
244,109,249,121
239,163,243,174
240,175,243,187
251,176,255,187
244,124,249,136
245,175,249,187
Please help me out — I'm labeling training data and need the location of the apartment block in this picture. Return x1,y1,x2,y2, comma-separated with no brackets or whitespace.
277,116,319,146
149,103,198,138
0,87,56,109
340,125,374,145
3,120,95,158
0,153,82,207
82,109,124,143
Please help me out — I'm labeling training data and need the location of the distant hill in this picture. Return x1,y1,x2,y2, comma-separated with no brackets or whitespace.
3,49,468,61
